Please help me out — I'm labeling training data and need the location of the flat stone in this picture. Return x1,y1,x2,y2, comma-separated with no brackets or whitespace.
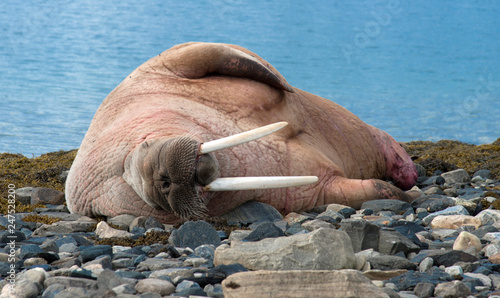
136,258,183,271
80,245,113,263
360,199,411,215
441,169,470,184
220,201,283,225
301,219,335,231
434,280,471,297
384,267,453,291
243,222,285,241
95,221,134,239
135,278,176,296
96,269,134,292
367,255,417,271
410,195,455,213
222,270,389,298
214,228,355,270
108,214,137,231
169,220,221,249
430,250,478,267
362,269,408,281
31,187,65,205
378,228,420,256
32,220,96,236
463,272,492,288
430,215,482,229
44,276,98,291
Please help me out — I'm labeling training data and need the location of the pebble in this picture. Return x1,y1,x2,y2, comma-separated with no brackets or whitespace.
2,166,500,297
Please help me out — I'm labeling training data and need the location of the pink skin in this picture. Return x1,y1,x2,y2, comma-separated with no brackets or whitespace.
65,42,417,223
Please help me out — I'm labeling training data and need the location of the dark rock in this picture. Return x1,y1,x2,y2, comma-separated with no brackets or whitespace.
471,225,499,239
388,221,428,249
385,267,453,291
169,221,221,249
209,263,248,279
51,256,81,268
220,201,283,225
97,269,133,291
83,255,113,271
79,245,113,263
19,244,59,263
144,217,164,230
42,283,67,298
360,199,411,215
340,219,379,253
410,195,455,213
44,276,98,291
414,282,435,298
415,164,426,177
285,222,308,235
336,207,356,219
367,255,417,271
31,187,65,205
0,230,26,243
378,228,421,256
473,169,491,179
418,175,445,187
243,222,285,241
173,287,206,297
361,208,374,216
430,250,478,267
194,245,216,261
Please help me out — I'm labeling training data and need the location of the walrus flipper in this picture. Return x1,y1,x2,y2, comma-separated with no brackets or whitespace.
162,42,294,92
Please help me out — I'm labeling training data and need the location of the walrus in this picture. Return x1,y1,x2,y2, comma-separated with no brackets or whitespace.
65,42,418,223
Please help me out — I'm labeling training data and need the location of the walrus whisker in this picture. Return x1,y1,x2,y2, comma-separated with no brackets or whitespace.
203,176,319,192
199,122,288,154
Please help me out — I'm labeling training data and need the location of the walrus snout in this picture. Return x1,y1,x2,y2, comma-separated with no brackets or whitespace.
195,154,219,186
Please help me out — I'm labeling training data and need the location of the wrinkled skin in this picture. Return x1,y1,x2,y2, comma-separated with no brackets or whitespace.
65,42,418,223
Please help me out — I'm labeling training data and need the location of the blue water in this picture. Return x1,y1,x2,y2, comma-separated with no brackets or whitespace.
1,0,499,157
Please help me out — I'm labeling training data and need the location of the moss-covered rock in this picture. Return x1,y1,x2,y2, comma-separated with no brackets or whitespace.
406,137,500,178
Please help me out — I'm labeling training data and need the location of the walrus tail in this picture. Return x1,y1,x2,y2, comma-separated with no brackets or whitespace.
159,42,294,93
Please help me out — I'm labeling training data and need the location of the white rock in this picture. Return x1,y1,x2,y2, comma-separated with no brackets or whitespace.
214,228,355,270
95,221,134,239
135,278,175,296
445,265,463,279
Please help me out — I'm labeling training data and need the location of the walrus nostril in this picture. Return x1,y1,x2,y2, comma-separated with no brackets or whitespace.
195,154,219,186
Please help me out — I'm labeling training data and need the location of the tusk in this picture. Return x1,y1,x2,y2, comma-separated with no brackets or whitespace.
203,176,319,192
199,122,288,154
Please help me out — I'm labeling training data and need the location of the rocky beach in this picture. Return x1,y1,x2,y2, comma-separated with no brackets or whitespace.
1,138,500,298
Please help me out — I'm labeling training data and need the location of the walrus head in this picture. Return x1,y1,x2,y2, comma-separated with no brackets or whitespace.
123,122,318,220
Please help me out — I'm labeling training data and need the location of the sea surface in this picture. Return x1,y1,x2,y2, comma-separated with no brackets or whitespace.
1,0,499,157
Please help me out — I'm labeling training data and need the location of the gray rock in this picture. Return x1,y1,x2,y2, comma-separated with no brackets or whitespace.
1,279,42,298
378,229,420,256
80,245,113,263
194,244,216,261
473,169,491,179
243,222,285,241
413,282,435,298
433,280,471,297
360,199,412,214
97,269,134,292
419,257,434,273
476,209,500,226
441,169,470,184
19,244,59,263
301,219,335,231
18,267,47,285
33,220,96,236
214,228,355,270
144,217,164,230
135,278,176,296
43,276,98,291
15,187,33,205
51,286,95,298
41,283,66,298
169,221,221,249
204,284,224,298
108,214,137,231
136,258,183,271
112,283,136,295
367,255,417,271
31,187,65,205
340,219,380,253
129,216,147,231
220,201,283,225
